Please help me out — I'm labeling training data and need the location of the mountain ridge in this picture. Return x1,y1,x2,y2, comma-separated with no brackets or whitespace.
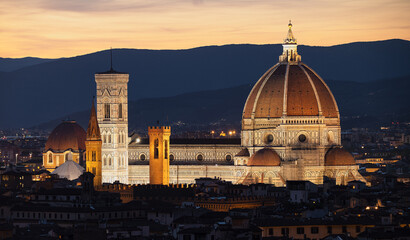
32,75,410,132
1,39,409,128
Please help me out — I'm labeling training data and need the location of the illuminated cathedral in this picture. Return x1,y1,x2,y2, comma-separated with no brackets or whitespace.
43,22,365,186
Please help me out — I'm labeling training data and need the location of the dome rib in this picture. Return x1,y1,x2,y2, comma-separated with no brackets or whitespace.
300,64,322,116
254,64,286,118
286,65,319,116
282,64,290,116
302,64,339,118
242,65,278,119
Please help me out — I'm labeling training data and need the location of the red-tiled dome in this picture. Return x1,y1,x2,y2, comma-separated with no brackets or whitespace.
235,148,250,157
242,63,339,119
45,121,86,152
325,147,355,166
247,148,281,166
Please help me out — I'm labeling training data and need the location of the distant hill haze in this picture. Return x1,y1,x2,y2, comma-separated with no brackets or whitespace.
34,75,410,132
0,39,409,129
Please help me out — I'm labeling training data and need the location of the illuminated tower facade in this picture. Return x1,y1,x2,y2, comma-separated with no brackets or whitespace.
148,126,171,185
95,67,129,184
85,100,102,187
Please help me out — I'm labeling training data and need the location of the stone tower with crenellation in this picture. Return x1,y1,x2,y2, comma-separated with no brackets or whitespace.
95,64,129,184
148,126,171,185
85,100,102,188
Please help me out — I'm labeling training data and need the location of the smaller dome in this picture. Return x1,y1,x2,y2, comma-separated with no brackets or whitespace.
325,147,355,166
45,121,86,152
235,148,250,157
248,148,281,166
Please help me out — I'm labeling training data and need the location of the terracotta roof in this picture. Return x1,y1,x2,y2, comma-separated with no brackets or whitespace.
45,121,86,152
247,148,281,166
287,65,319,116
325,147,356,166
235,148,250,157
243,63,338,119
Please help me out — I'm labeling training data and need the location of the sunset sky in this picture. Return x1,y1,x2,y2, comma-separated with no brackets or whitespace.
1,0,409,58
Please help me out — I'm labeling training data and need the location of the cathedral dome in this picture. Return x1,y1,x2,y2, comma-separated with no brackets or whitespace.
243,22,339,120
325,147,355,166
247,148,281,166
243,63,339,119
45,121,86,152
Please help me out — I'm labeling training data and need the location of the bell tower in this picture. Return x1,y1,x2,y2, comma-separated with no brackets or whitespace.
95,55,129,184
148,126,171,185
85,100,102,187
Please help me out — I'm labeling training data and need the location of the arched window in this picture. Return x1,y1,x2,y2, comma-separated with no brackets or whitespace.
92,151,96,161
103,156,107,166
104,104,110,119
118,103,123,119
108,133,111,143
154,139,159,159
48,153,53,163
164,140,168,159
65,152,72,161
109,156,112,166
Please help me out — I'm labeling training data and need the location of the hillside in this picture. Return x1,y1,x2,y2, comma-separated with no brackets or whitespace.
33,75,410,132
1,39,410,128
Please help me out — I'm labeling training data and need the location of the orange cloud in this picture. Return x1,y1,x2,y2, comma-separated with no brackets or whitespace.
0,0,409,58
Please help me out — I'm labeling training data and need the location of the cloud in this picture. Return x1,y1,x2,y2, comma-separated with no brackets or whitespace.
0,0,409,57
